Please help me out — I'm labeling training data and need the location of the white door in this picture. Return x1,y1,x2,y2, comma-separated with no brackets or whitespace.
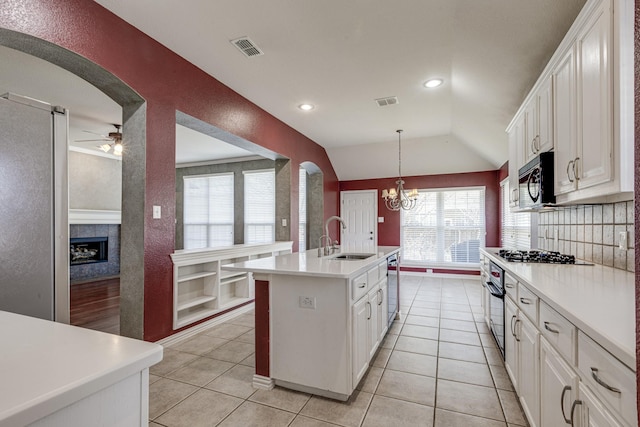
340,190,377,253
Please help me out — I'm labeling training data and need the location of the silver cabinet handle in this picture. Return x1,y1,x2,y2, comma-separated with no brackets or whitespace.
544,321,560,334
358,283,366,289
367,301,371,320
567,160,575,183
377,289,383,305
505,283,514,289
513,317,521,342
531,137,537,155
573,157,580,181
591,367,621,393
570,400,582,427
560,385,571,424
520,297,531,305
535,135,541,152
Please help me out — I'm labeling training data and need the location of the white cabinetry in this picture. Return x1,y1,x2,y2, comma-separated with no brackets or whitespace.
170,242,293,329
352,294,369,385
577,382,625,427
518,314,540,427
507,115,524,208
540,337,580,427
505,296,519,392
524,76,554,164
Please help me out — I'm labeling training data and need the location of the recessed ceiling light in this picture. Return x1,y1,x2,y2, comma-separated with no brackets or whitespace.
299,104,314,111
424,79,443,88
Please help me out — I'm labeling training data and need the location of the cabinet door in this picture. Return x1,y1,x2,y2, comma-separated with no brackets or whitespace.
576,0,612,190
524,100,537,163
519,314,540,427
504,297,519,393
537,76,554,153
352,296,369,385
554,45,578,196
368,286,380,360
540,337,579,427
377,280,389,342
578,382,624,427
508,117,524,208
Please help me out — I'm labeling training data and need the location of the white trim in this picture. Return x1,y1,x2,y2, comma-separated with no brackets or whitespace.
242,168,275,175
155,303,255,347
177,155,263,168
69,145,122,160
252,375,275,390
69,209,121,225
182,171,234,180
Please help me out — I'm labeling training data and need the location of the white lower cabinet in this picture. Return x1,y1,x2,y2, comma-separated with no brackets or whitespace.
577,382,624,427
377,280,389,342
518,313,540,427
367,286,380,360
352,295,369,385
504,296,519,392
540,336,580,426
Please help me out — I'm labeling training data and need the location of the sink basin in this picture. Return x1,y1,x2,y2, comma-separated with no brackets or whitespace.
329,253,375,261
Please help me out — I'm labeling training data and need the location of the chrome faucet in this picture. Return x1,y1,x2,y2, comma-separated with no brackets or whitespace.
323,216,346,256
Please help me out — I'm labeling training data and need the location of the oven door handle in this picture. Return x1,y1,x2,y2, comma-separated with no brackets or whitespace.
486,282,504,299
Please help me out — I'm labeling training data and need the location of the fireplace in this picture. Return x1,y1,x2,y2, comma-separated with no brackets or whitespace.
70,237,108,265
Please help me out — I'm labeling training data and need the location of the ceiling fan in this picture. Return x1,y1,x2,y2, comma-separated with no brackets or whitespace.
75,124,123,156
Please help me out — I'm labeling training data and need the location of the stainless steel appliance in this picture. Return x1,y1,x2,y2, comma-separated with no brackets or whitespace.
0,93,68,321
518,151,555,210
386,253,399,327
498,249,593,265
486,261,505,356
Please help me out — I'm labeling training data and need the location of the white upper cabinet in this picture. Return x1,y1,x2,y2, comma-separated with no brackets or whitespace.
524,76,554,164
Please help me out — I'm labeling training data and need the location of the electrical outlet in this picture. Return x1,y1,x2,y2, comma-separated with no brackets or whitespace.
426,268,433,274
618,231,628,250
299,296,316,309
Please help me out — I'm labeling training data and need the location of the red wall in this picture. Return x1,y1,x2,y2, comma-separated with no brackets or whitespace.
340,170,502,248
0,0,340,341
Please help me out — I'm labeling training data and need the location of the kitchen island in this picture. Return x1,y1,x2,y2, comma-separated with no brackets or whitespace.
0,311,163,427
223,246,400,401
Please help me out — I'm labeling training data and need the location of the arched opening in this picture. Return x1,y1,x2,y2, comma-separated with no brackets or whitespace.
300,161,324,251
0,29,147,339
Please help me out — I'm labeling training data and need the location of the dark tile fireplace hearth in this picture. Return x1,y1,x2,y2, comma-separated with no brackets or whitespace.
70,237,108,265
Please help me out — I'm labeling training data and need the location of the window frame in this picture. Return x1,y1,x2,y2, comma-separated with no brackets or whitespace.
243,168,276,244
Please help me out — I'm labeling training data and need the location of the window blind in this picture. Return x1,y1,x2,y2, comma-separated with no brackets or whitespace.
500,179,531,250
401,187,485,265
183,173,234,249
244,169,275,244
299,168,308,252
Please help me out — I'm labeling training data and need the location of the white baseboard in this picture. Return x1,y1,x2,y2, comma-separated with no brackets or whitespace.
252,375,275,390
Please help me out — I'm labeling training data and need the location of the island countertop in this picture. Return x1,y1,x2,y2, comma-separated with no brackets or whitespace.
0,311,163,426
223,246,400,279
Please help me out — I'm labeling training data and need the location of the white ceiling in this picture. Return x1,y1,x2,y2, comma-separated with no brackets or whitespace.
1,1,587,179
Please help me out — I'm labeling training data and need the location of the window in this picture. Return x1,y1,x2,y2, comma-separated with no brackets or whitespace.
244,169,275,244
401,187,485,265
183,173,234,249
299,167,308,252
500,179,531,250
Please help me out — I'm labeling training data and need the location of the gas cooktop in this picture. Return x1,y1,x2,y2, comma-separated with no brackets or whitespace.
498,249,592,265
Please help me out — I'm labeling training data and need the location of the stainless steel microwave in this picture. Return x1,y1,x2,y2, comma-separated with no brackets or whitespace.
518,152,555,210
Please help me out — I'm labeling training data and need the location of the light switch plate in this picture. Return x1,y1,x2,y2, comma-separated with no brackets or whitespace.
378,217,384,223
152,205,161,219
299,296,316,309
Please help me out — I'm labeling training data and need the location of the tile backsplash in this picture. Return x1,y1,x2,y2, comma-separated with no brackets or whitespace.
537,201,634,272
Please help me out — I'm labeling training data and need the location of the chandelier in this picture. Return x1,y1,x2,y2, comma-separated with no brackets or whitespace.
381,130,418,211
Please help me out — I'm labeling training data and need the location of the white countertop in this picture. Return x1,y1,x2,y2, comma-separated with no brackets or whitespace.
0,311,163,426
223,246,401,279
481,248,635,370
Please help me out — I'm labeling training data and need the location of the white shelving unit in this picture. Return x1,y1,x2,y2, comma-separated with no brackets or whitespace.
170,242,293,329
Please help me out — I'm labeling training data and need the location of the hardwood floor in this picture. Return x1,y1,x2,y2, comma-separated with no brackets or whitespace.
70,277,120,335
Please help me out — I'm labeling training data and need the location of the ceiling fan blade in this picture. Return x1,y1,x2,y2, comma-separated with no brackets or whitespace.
75,138,111,142
82,130,108,138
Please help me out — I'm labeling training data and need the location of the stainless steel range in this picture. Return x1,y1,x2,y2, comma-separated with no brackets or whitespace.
498,249,593,265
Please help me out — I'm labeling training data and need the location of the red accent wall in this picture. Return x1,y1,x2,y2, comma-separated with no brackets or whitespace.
634,0,640,420
340,170,501,248
0,0,339,341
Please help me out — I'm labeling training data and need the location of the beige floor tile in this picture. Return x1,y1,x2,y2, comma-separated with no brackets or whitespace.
409,307,440,318
387,322,403,335
217,401,296,427
400,324,439,340
480,333,499,348
149,422,163,427
148,378,198,419
370,347,392,368
405,314,440,328
249,386,311,413
149,374,162,385
439,341,487,364
235,329,256,344
441,303,471,313
440,318,478,332
239,353,256,367
169,334,229,355
202,323,252,340
155,388,243,427
205,364,257,399
356,366,383,393
362,395,434,427
289,415,343,427
440,310,475,322
393,336,438,356
205,340,255,363
228,314,256,328
489,364,514,391
439,328,481,347
376,369,436,406
386,350,437,377
497,389,528,425
150,348,199,377
437,358,495,387
484,347,505,366
379,332,398,349
436,380,504,422
434,408,507,427
166,356,235,387
476,320,492,334
411,299,441,309
299,390,373,427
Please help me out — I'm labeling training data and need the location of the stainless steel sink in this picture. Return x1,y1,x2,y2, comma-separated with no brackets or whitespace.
329,253,375,261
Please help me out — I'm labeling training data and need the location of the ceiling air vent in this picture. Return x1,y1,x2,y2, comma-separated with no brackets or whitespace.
375,96,399,107
230,37,264,58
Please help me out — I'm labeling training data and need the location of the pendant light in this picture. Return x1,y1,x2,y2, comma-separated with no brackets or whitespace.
381,130,418,211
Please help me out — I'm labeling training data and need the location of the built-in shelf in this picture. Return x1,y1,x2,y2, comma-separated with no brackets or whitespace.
170,242,293,330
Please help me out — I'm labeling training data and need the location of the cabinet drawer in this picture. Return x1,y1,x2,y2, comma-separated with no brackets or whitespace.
504,272,518,301
377,261,387,282
539,301,577,365
517,283,538,323
366,266,379,290
352,272,368,301
578,332,636,426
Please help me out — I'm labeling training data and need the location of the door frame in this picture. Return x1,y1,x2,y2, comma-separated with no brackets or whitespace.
340,189,378,250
